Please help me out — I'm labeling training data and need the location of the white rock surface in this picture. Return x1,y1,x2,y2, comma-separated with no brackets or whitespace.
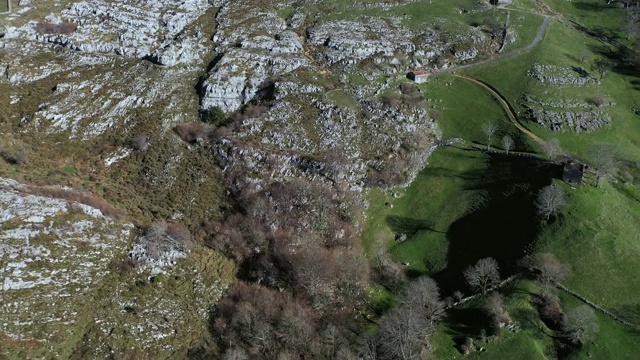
0,178,133,342
2,0,212,65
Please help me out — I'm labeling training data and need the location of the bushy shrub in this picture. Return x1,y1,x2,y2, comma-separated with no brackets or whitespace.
204,106,226,126
174,122,211,143
0,144,27,165
35,22,78,34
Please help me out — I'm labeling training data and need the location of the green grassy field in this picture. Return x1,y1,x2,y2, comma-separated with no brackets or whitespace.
463,17,640,316
432,281,553,359
502,11,545,53
505,0,540,12
545,0,629,41
363,2,640,357
557,292,640,360
306,0,503,32
467,19,640,162
0,0,7,12
431,280,640,359
537,181,640,309
363,72,517,274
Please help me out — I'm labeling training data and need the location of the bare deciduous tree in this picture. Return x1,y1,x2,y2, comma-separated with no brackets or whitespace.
563,305,599,344
401,276,446,325
482,123,498,150
376,276,444,359
523,253,570,285
374,251,407,292
453,290,465,302
139,221,194,259
533,291,565,327
464,257,500,294
355,332,378,360
483,292,510,328
590,142,619,187
542,138,563,160
376,305,432,360
502,135,514,154
535,185,565,220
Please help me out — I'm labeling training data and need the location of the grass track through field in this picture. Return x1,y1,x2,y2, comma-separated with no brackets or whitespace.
452,74,545,145
425,10,553,147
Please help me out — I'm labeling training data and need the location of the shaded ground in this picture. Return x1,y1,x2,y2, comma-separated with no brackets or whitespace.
433,152,562,295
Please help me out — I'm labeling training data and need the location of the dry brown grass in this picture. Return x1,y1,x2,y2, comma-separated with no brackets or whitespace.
34,22,78,35
21,185,128,220
173,122,212,143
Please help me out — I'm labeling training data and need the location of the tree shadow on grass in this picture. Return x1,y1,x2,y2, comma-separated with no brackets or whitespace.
588,44,640,79
416,166,485,181
443,306,495,352
433,153,563,295
445,307,493,337
572,1,616,12
385,215,441,236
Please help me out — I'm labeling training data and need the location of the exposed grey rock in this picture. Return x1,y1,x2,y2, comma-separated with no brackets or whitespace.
307,17,415,65
3,0,211,65
0,177,133,344
525,106,612,132
528,64,601,86
200,3,308,112
523,94,615,109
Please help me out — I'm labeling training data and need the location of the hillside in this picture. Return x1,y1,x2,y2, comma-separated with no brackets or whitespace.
0,0,638,358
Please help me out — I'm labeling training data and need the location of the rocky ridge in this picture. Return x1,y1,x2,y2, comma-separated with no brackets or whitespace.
0,178,133,347
528,64,601,86
2,0,211,66
0,0,514,356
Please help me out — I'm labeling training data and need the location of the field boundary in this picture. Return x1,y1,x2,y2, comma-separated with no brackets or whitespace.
557,283,640,329
0,0,11,14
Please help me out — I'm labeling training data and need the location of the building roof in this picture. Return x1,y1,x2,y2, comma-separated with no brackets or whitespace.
412,70,429,76
562,160,584,184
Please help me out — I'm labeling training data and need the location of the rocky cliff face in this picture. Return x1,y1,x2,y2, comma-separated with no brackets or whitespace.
3,0,211,65
0,0,506,356
199,0,309,112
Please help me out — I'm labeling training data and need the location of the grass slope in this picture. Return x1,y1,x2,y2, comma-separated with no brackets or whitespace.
364,3,640,358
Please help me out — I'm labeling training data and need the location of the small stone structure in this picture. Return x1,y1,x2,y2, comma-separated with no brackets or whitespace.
562,160,584,185
408,70,430,83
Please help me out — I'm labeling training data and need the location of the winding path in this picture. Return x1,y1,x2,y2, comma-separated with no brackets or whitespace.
433,10,553,146
441,14,552,74
441,5,640,330
452,74,545,145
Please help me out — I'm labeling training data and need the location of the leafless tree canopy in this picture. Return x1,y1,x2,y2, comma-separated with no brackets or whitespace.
374,251,407,292
376,276,444,359
536,185,565,220
522,253,571,284
542,138,563,160
401,276,446,324
464,257,500,294
533,291,565,328
482,123,498,150
502,135,514,154
376,305,433,360
563,305,599,344
483,292,511,328
140,221,193,259
590,142,620,187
